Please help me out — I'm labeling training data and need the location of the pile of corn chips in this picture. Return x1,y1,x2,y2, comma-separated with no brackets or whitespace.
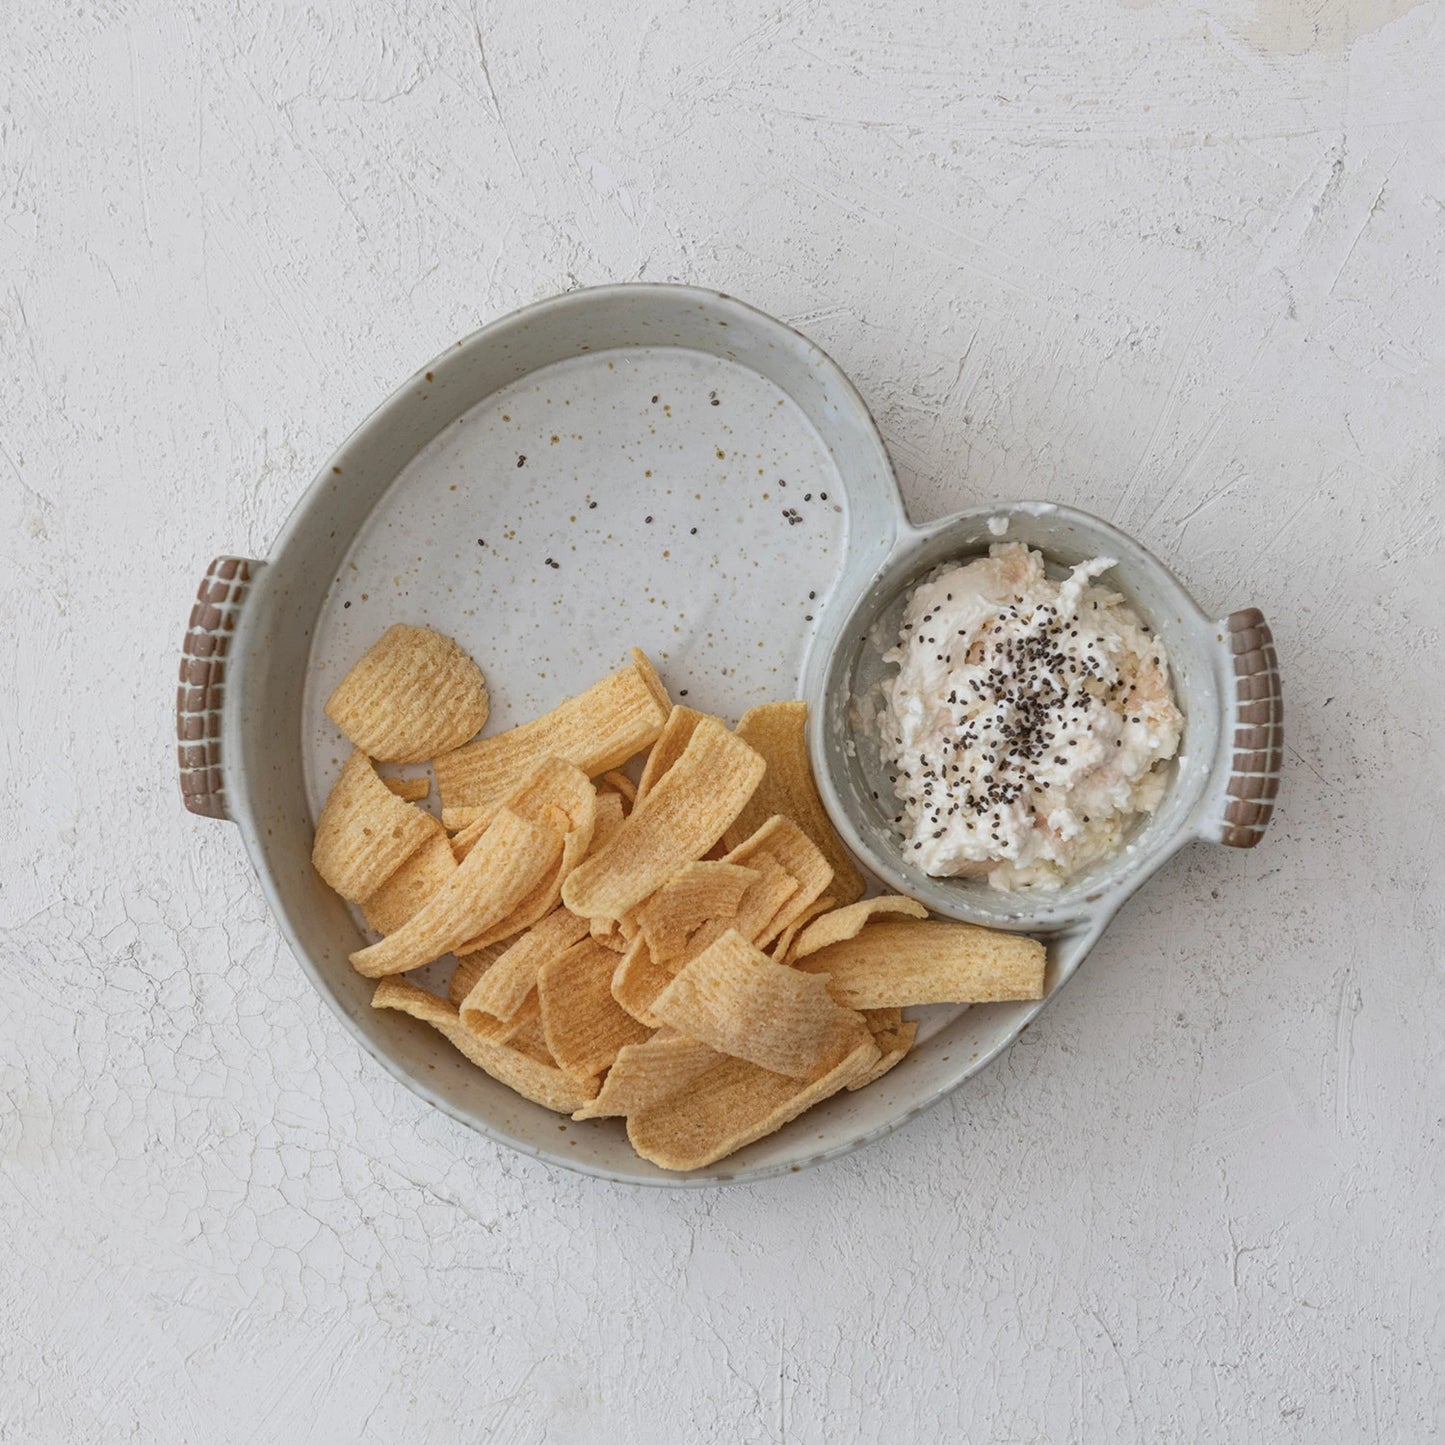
312,625,1047,1170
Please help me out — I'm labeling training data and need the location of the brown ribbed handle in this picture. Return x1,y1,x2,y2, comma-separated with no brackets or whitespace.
177,556,261,820
1214,608,1282,848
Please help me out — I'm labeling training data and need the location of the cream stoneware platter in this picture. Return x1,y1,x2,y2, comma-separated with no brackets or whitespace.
177,284,1282,1186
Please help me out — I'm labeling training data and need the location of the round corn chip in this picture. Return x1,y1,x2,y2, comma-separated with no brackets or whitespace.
326,625,489,764
312,749,443,904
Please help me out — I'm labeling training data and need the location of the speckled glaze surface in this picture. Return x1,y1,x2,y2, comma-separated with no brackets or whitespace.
179,284,1277,1186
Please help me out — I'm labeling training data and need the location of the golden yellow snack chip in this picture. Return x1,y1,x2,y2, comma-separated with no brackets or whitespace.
561,717,765,922
626,1038,880,1171
572,1034,722,1121
362,832,459,936
459,906,591,1029
372,977,596,1114
651,929,871,1080
504,1003,556,1063
862,1006,903,1034
448,944,507,1008
326,625,489,764
635,861,760,964
722,700,866,905
382,776,430,801
598,770,636,806
589,790,626,853
590,915,628,952
349,808,562,977
538,938,652,1079
769,894,835,963
796,919,1046,1008
789,895,929,961
668,855,798,973
610,935,675,1026
449,760,597,953
312,749,443,903
635,705,707,804
433,653,670,812
721,815,833,948
849,1018,917,1090
442,804,484,832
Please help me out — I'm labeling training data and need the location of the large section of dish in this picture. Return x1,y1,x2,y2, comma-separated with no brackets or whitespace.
310,624,1045,1170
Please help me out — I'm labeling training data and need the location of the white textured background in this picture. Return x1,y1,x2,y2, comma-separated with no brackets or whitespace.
2,0,1443,1439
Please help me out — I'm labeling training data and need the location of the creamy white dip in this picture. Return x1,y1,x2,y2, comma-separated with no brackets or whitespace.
878,542,1183,889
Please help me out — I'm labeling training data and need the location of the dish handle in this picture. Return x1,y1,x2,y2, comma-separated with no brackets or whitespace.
177,556,264,821
1199,608,1282,848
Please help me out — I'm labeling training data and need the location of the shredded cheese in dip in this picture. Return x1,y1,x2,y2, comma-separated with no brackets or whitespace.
879,542,1183,889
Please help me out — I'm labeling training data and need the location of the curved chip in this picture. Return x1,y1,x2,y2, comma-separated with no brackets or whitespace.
460,906,591,1030
382,776,430,801
433,653,670,812
349,808,562,978
572,1034,722,1121
448,943,508,1008
589,790,627,853
372,977,596,1114
611,935,675,1026
562,717,764,922
769,894,835,964
720,815,832,948
721,701,866,905
537,938,652,1079
650,929,871,1080
626,1039,880,1172
598,771,636,806
312,749,443,903
789,895,929,961
849,1016,917,1090
635,705,707,804
326,625,489,764
795,919,1047,1008
361,832,459,936
635,861,761,964
451,760,597,953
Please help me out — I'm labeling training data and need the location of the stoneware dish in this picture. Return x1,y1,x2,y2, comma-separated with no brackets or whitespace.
177,284,1281,1186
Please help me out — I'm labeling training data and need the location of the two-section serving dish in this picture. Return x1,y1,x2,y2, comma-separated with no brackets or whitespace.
177,285,1280,1185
